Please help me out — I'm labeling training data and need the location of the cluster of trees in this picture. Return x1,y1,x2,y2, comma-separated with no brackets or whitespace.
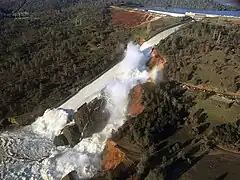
0,0,88,13
181,110,209,142
0,0,237,14
157,20,240,93
127,82,192,148
0,3,131,126
111,82,193,149
212,119,240,151
121,0,238,10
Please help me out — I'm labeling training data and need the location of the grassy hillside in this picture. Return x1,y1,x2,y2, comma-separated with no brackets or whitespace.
157,19,240,94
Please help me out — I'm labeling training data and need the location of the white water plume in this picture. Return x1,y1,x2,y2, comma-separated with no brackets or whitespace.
30,109,71,140
0,42,153,179
39,42,151,179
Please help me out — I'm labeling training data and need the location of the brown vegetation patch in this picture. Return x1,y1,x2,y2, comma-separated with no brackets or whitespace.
230,18,240,24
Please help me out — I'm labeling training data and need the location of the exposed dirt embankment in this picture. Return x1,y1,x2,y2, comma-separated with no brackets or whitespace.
102,139,126,171
127,85,145,117
111,8,154,28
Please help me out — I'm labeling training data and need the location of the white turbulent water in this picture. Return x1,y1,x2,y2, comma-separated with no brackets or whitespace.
0,42,152,179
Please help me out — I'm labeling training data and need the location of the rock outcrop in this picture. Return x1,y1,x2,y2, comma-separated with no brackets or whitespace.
62,124,82,147
61,171,79,180
75,98,110,138
53,134,68,147
54,97,110,147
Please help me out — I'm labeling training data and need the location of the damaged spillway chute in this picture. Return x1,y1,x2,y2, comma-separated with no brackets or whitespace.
0,24,183,179
38,42,155,179
0,42,155,179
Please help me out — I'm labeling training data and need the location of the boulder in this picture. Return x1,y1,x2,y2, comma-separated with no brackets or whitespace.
74,103,89,133
53,134,68,147
53,97,110,147
62,124,82,147
61,171,79,180
74,98,109,138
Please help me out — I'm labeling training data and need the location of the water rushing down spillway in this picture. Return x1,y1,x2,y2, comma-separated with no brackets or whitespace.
0,43,152,179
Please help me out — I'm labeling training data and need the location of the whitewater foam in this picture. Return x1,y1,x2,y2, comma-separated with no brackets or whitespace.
30,109,71,140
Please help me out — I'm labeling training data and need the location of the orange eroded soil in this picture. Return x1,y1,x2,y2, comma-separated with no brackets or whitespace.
111,9,154,28
127,84,145,117
102,139,126,171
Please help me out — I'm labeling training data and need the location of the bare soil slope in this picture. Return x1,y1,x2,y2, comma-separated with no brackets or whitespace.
111,8,154,28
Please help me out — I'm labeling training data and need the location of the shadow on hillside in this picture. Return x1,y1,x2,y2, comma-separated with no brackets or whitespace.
145,138,210,180
215,172,228,180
